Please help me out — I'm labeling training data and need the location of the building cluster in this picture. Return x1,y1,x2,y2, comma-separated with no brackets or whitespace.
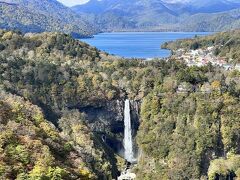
173,47,240,71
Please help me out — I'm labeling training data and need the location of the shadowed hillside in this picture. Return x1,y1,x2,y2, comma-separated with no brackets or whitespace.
0,0,97,37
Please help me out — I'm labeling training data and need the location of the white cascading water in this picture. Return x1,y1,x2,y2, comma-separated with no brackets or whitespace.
124,99,134,162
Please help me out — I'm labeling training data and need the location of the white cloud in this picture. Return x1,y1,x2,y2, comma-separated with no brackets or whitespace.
57,0,90,7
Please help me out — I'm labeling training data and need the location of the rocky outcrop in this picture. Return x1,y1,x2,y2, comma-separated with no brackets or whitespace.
78,99,141,157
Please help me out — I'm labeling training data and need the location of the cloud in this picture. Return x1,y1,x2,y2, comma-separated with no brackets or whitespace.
57,0,90,7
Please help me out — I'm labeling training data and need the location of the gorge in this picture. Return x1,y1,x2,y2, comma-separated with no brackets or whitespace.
0,0,240,180
0,30,239,179
77,98,140,161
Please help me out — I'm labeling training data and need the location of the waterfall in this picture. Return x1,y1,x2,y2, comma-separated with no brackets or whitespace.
124,99,134,162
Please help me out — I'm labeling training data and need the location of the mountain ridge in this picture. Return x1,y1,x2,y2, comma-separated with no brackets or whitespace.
72,0,240,32
0,0,98,37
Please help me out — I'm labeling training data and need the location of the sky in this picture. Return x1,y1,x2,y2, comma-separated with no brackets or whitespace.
57,0,188,6
57,0,90,7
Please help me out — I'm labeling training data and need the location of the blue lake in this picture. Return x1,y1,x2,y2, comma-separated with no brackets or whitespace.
81,32,212,59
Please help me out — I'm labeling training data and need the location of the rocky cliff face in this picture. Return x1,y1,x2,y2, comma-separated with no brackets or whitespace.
78,99,140,158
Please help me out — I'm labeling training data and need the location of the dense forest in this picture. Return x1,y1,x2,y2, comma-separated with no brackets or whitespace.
0,0,96,38
162,30,240,64
0,30,239,179
0,91,120,179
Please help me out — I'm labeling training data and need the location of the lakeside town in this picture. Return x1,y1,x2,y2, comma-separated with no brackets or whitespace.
171,46,240,71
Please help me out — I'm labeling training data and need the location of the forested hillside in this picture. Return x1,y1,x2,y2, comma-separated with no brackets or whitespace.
136,77,240,179
0,91,119,179
72,0,240,32
162,30,240,63
0,29,239,179
0,0,96,37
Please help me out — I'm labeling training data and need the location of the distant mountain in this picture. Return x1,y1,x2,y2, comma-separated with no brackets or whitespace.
72,0,178,31
162,0,240,14
74,0,240,14
0,0,97,37
72,0,240,32
180,8,240,32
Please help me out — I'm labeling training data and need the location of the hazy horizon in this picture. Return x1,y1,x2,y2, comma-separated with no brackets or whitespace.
57,0,89,6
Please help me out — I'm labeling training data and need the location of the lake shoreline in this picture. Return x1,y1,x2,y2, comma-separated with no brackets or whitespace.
80,32,212,59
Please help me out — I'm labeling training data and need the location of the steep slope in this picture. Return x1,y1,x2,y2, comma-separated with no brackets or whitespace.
0,91,118,179
136,87,240,179
0,30,122,179
0,0,97,37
